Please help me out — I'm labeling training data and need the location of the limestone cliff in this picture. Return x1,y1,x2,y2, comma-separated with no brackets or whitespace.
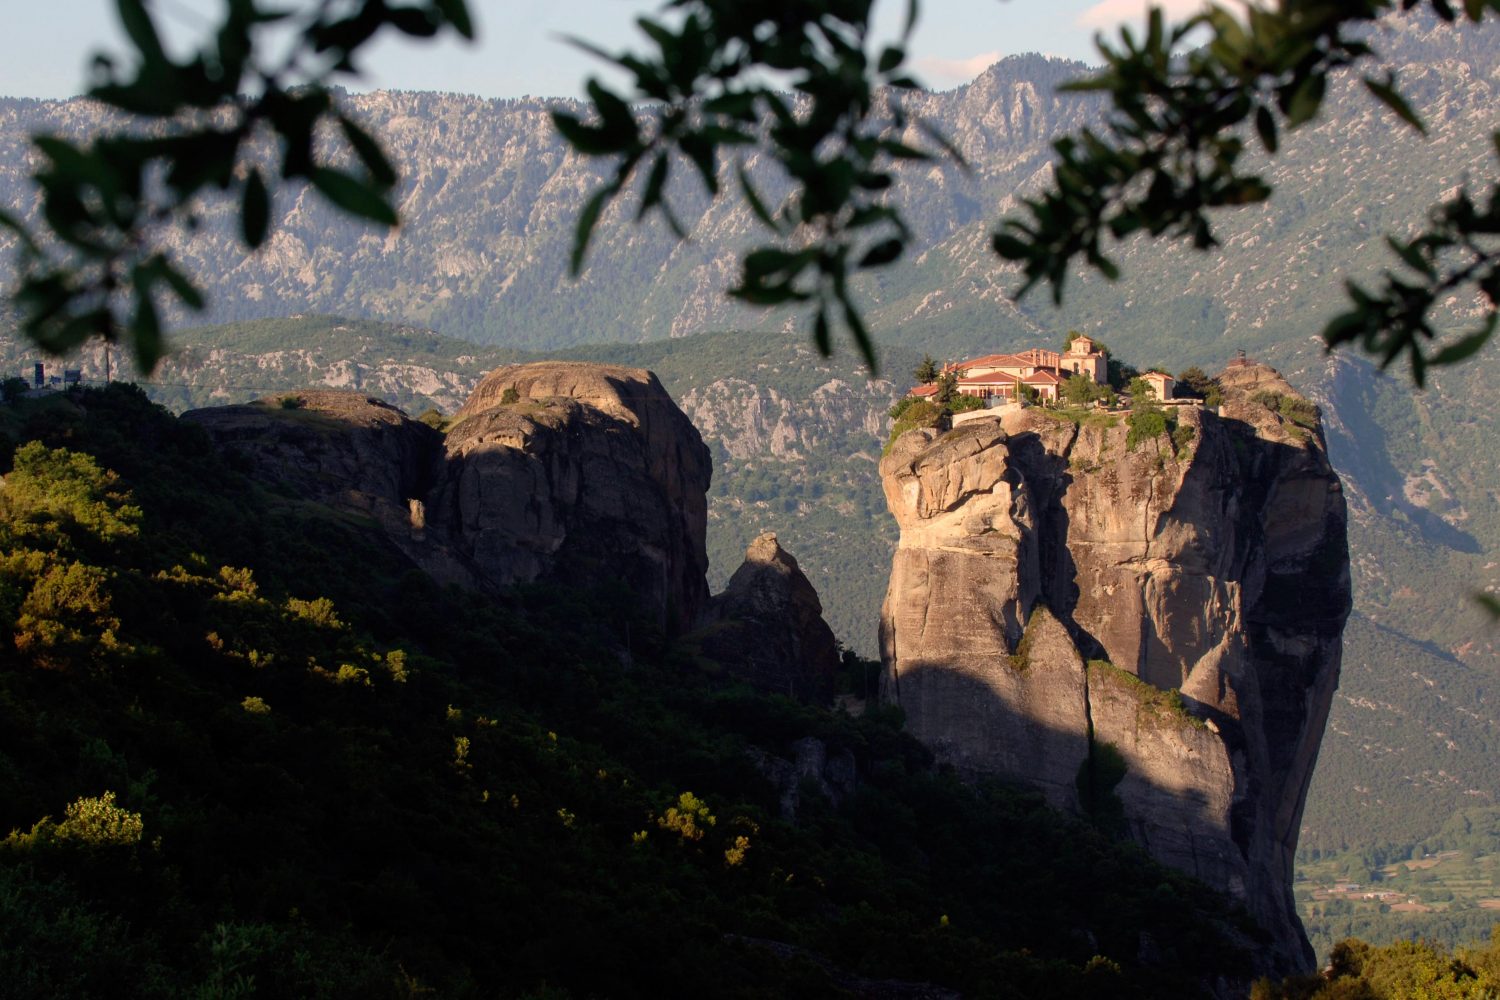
878,362,1350,977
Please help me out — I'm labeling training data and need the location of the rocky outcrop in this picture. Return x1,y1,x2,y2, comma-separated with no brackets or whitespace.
181,390,440,541
185,362,713,635
426,362,712,634
693,532,841,700
878,362,1350,978
745,736,858,821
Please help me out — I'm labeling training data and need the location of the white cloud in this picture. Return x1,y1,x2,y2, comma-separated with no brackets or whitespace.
1075,0,1209,32
913,52,1004,86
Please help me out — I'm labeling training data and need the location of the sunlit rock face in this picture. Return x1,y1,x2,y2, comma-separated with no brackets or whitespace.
878,362,1350,978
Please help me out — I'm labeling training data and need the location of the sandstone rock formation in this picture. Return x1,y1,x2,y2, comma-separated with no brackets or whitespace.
878,362,1350,977
427,362,712,634
693,532,841,700
181,390,440,541
185,362,713,635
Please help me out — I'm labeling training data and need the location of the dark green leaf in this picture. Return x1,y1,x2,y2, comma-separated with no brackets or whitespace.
813,306,831,356
116,0,167,62
1429,316,1497,366
1255,106,1278,153
840,293,876,370
1286,73,1326,127
0,210,41,253
680,135,719,195
1385,236,1436,278
743,248,796,278
586,80,637,143
388,7,440,38
309,168,399,226
130,284,163,373
1363,75,1426,134
551,112,619,156
736,163,779,232
859,238,904,269
339,114,399,187
432,0,474,39
992,232,1030,260
242,168,270,248
915,118,969,172
570,186,613,276
155,257,206,311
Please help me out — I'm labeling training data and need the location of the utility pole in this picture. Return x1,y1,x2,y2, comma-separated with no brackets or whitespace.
103,342,110,384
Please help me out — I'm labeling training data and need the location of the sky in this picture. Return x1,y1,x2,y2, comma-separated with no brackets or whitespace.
0,0,1209,101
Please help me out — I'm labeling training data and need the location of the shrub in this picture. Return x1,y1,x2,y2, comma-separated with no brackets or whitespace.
948,393,985,413
1171,422,1196,456
3,442,142,549
1125,409,1168,451
884,399,944,453
13,562,128,669
500,387,521,405
286,596,343,630
1252,390,1318,429
657,792,715,842
7,791,144,851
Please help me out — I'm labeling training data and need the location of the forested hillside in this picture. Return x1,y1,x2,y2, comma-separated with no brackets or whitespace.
2,4,1499,962
0,383,1258,997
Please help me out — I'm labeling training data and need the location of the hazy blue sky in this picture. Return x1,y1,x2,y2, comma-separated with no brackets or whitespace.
0,0,1206,100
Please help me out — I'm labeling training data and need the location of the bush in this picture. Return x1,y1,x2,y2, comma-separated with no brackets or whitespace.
885,399,945,453
7,791,144,851
948,394,985,413
1252,391,1318,429
1125,409,1168,451
1171,422,1196,456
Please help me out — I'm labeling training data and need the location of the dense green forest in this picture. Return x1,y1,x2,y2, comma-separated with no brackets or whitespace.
1296,808,1500,962
1253,932,1500,999
0,386,1260,997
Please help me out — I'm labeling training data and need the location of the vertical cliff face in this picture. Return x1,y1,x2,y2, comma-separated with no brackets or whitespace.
879,363,1350,976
